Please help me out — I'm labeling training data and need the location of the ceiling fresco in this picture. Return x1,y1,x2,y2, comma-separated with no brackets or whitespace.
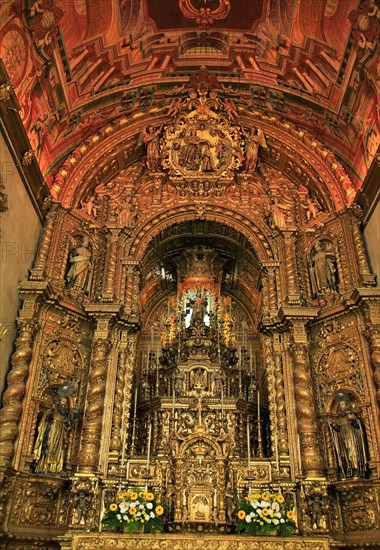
0,0,378,194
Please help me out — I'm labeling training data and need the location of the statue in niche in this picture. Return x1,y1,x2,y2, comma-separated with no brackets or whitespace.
33,384,79,474
309,241,338,297
329,399,368,478
242,126,267,172
188,287,208,325
174,368,185,394
211,369,224,396
141,125,162,171
66,237,92,292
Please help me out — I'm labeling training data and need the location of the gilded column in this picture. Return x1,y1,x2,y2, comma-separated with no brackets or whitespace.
110,331,138,458
29,203,59,280
102,230,120,301
365,325,380,404
283,231,300,303
273,338,289,455
78,338,110,473
123,332,138,454
262,263,279,316
350,206,376,286
0,320,36,468
289,338,324,477
109,346,127,453
124,263,138,315
260,269,269,319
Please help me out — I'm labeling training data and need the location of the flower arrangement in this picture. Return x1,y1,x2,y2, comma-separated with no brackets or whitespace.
236,491,297,537
102,489,164,533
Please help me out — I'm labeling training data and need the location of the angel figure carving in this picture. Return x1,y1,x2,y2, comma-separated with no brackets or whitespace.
140,125,163,171
242,127,268,172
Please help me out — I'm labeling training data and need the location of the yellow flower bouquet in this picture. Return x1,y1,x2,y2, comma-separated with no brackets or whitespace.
102,489,164,533
236,491,296,536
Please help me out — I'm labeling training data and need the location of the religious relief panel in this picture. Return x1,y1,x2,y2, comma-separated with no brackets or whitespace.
160,89,245,180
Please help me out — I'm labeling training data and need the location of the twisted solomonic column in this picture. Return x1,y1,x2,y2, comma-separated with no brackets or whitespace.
0,320,36,468
273,350,289,455
289,341,324,478
78,339,110,473
30,203,59,281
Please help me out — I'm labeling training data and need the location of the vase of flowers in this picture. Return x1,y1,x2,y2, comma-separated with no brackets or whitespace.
236,491,297,537
102,489,164,533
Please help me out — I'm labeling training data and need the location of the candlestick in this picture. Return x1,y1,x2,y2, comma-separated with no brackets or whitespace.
172,386,175,417
221,387,224,417
257,389,260,421
146,421,152,473
274,431,280,475
247,420,251,468
297,433,302,473
133,386,138,416
121,428,126,469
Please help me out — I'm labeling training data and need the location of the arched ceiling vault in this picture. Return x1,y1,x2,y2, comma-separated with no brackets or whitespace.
139,220,262,331
0,0,378,190
56,108,353,210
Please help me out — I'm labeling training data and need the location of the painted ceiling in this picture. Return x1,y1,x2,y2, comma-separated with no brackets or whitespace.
0,0,379,195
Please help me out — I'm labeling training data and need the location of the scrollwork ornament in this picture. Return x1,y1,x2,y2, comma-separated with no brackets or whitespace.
21,150,35,166
0,82,14,101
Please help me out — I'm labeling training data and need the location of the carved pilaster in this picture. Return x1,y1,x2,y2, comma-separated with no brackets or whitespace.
110,347,127,453
124,263,139,316
365,325,380,405
78,337,110,473
0,320,36,468
283,231,300,304
102,230,120,301
262,263,279,316
30,203,59,280
132,268,141,317
289,330,324,477
273,338,289,455
124,332,138,444
261,270,269,319
350,205,376,286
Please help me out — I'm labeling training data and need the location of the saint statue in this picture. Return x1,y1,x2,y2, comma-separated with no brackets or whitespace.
66,237,92,292
188,288,208,325
66,237,91,291
33,385,78,474
309,241,338,297
242,127,267,172
141,125,162,171
329,399,368,478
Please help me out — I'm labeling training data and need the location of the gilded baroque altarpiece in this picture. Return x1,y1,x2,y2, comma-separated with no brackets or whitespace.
0,86,380,549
